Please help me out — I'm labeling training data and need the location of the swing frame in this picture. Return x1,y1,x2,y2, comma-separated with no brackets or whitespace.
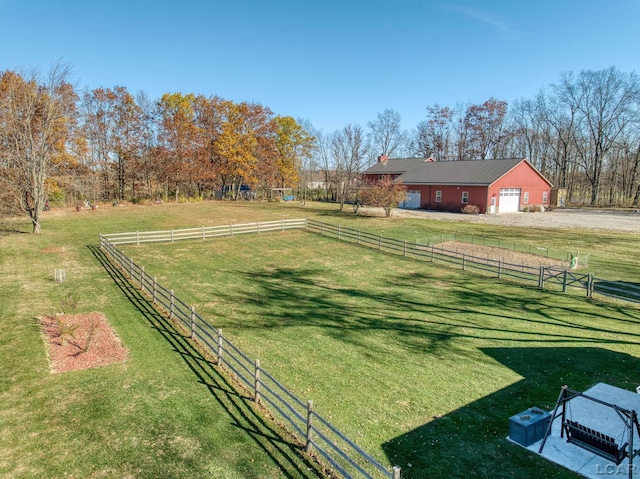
539,385,640,479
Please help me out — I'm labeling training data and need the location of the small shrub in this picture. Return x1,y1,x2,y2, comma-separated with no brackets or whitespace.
461,205,479,215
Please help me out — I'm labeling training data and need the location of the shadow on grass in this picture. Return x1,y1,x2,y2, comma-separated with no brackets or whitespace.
214,266,640,359
88,245,324,479
382,347,640,479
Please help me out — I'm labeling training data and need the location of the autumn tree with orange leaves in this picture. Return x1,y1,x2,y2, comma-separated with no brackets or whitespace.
360,175,407,217
83,86,147,200
0,65,78,233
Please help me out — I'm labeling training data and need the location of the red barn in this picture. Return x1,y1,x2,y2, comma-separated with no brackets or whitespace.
362,157,553,214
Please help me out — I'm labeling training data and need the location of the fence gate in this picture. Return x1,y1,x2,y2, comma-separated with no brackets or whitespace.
542,267,591,293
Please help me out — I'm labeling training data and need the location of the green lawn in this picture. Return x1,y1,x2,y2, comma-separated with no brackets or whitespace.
2,201,639,479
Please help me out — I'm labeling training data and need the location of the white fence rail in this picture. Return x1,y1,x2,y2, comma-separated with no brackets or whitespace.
99,226,399,479
101,219,307,245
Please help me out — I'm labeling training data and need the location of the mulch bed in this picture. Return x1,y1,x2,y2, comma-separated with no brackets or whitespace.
40,312,129,373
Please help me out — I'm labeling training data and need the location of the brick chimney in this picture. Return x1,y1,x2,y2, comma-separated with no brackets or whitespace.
377,155,389,162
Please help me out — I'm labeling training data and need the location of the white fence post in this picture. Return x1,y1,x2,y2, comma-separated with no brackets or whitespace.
202,226,205,241
171,228,174,243
152,277,157,304
136,231,139,245
305,400,314,453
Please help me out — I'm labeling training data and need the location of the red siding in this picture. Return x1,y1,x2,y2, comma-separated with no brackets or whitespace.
416,185,488,213
363,160,551,214
488,161,551,212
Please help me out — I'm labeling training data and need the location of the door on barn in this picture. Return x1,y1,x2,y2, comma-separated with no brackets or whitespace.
499,188,521,213
401,190,421,209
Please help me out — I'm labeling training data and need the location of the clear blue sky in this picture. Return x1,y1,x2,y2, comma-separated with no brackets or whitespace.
1,0,638,133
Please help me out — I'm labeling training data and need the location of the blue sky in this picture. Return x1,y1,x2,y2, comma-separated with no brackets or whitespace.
1,1,638,132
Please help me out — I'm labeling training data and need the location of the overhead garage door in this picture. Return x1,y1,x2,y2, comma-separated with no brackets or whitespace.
499,188,520,213
402,190,421,209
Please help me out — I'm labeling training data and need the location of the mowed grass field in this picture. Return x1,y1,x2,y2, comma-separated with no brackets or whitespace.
1,200,639,479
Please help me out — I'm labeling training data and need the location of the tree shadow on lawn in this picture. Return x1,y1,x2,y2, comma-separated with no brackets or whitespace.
382,346,640,479
218,267,640,359
88,246,324,479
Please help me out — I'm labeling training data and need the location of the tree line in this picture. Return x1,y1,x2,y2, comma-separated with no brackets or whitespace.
1,63,639,233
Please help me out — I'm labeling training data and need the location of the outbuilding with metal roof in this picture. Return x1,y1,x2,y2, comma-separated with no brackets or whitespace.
362,157,553,214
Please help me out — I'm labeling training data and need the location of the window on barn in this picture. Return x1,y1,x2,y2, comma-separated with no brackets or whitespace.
435,190,442,202
462,191,469,204
542,191,548,203
523,192,529,204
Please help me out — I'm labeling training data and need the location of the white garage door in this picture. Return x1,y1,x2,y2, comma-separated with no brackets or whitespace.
402,190,421,209
499,188,521,213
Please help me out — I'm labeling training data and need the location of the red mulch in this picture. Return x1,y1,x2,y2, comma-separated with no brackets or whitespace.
40,312,129,373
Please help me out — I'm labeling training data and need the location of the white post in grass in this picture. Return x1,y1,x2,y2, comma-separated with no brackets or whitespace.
392,466,401,479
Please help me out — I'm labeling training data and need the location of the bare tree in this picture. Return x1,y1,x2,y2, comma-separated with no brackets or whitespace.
554,67,640,204
463,97,509,160
367,109,406,160
0,64,77,233
413,104,454,160
331,124,367,211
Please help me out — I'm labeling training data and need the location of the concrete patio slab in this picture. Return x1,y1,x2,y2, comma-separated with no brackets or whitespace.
512,383,640,478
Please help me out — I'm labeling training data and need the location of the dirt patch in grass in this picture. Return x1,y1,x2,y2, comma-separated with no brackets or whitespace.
437,240,568,269
40,312,128,373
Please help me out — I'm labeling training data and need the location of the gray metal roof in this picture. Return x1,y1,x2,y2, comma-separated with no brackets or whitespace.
364,158,540,186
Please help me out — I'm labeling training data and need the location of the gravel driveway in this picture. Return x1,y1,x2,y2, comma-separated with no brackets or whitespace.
383,207,640,233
